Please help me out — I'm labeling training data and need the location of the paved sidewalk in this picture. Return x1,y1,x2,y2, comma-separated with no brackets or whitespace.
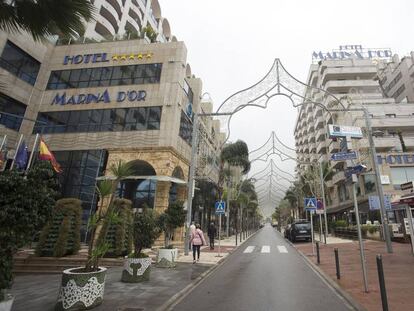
177,234,252,264
294,239,414,311
10,263,211,311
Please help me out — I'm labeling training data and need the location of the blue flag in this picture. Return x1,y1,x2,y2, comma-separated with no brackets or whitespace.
15,140,28,170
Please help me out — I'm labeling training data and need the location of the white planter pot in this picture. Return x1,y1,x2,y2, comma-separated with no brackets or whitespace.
55,266,107,311
157,248,178,268
0,294,14,311
121,257,152,282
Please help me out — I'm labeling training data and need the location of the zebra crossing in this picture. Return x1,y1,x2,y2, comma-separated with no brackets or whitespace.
243,245,289,254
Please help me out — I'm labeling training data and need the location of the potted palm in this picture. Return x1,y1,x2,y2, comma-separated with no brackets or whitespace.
55,161,132,311
157,201,186,268
122,206,160,282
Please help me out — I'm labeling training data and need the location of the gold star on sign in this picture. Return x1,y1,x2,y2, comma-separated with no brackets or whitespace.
129,53,135,60
112,54,119,61
120,54,127,61
146,53,152,59
137,53,143,60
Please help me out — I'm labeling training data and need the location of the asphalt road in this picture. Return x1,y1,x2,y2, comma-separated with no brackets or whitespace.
172,224,355,311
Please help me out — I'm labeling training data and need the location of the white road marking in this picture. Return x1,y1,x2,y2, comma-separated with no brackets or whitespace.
277,245,288,253
243,246,255,253
261,245,270,253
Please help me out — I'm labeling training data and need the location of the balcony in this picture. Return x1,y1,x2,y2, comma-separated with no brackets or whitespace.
315,127,326,142
324,79,379,93
332,171,346,184
402,137,414,150
357,137,402,151
321,67,377,85
314,114,324,129
328,140,340,153
316,141,327,154
370,116,414,129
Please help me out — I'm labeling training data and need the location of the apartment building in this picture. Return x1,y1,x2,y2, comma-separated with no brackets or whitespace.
377,52,414,103
295,46,414,223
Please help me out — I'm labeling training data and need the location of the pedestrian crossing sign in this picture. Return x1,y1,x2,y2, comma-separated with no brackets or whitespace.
304,197,317,211
215,201,226,215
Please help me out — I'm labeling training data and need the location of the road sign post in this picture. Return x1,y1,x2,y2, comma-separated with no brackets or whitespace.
405,205,414,256
215,201,226,258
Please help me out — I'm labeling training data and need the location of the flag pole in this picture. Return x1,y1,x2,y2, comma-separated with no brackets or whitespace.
0,135,6,172
0,135,6,151
26,133,40,173
10,134,24,170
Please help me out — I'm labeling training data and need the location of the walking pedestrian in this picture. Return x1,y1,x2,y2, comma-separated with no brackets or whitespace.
190,224,206,263
208,222,216,250
189,221,196,251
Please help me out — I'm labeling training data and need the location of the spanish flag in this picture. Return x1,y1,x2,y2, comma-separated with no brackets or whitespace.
39,139,62,173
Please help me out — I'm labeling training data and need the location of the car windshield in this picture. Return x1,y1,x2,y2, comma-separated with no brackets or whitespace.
295,223,310,230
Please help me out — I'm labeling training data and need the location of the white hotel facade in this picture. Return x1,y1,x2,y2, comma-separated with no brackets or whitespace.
295,46,414,226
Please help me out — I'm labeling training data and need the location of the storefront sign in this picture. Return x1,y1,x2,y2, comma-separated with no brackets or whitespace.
51,90,146,105
377,154,414,165
63,53,110,65
328,124,363,139
369,195,392,211
401,181,414,191
381,175,390,185
312,45,392,61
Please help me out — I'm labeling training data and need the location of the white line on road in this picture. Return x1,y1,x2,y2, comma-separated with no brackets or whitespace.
261,245,270,253
277,245,288,253
243,246,255,253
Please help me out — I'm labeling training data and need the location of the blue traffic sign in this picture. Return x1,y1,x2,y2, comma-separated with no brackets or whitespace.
331,151,357,161
345,164,367,178
304,197,317,210
215,201,226,215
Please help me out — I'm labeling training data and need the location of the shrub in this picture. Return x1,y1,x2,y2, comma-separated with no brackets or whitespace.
132,206,160,256
158,201,186,248
36,198,82,257
0,162,58,301
98,199,133,257
335,220,348,228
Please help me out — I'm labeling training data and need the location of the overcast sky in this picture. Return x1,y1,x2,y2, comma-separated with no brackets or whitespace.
159,0,414,216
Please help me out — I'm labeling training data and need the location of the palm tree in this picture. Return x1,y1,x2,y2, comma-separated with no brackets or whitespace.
218,140,250,198
0,0,95,41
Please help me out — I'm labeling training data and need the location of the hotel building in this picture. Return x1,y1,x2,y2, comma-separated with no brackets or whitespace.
0,30,224,238
295,46,414,226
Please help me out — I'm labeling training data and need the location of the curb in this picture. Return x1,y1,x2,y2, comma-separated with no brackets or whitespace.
156,230,260,311
286,239,367,311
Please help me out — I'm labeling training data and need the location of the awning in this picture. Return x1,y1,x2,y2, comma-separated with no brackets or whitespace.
96,175,187,185
400,193,414,205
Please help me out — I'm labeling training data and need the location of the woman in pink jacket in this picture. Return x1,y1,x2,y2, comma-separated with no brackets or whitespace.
190,224,206,263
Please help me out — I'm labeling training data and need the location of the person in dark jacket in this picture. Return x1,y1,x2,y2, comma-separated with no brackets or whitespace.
207,222,216,250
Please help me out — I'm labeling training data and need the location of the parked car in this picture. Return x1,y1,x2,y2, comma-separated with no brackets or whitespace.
286,220,311,242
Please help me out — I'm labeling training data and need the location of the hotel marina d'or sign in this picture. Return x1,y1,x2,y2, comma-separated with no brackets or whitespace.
51,90,147,105
63,52,153,65
312,45,392,62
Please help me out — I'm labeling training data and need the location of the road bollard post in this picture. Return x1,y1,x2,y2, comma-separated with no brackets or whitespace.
316,241,320,265
376,254,389,311
334,248,340,280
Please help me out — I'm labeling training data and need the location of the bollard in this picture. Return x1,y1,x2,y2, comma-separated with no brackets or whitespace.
334,248,340,280
376,255,389,311
316,241,320,265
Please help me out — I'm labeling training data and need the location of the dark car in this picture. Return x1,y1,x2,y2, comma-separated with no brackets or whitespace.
287,220,311,242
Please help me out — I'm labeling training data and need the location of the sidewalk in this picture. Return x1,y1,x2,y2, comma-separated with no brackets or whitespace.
294,239,414,311
177,234,251,264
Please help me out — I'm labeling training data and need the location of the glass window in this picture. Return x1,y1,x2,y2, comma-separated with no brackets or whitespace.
391,167,414,189
364,174,376,194
0,41,40,85
34,107,162,134
179,111,193,145
0,93,27,131
46,63,162,90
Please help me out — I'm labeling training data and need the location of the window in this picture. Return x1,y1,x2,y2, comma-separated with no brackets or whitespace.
0,41,41,85
179,111,193,145
338,183,349,201
33,107,162,134
391,167,414,189
385,113,396,118
363,174,376,194
0,93,27,131
55,149,107,237
46,63,162,90
391,84,406,98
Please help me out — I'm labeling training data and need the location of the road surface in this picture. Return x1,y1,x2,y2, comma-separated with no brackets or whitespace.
172,224,355,311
